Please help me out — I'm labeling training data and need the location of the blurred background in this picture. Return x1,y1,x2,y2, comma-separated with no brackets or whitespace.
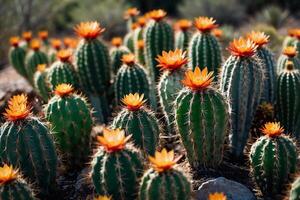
1,0,300,67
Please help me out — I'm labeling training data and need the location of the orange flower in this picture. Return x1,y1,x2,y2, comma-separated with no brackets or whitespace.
147,9,167,22
131,23,139,31
30,39,41,51
74,22,105,39
54,84,74,97
287,28,299,37
294,29,300,40
63,37,78,49
194,17,218,32
51,39,62,50
156,49,187,70
22,31,32,42
4,94,31,121
111,37,122,47
38,31,48,40
124,7,140,19
137,40,144,49
283,46,297,57
137,17,147,27
97,128,131,152
209,192,227,200
261,122,284,137
228,37,257,57
57,49,72,62
0,164,18,185
212,28,223,38
94,196,112,200
174,19,192,31
149,148,181,172
247,31,269,47
37,64,47,72
121,93,146,111
121,53,135,65
9,36,20,47
182,67,214,90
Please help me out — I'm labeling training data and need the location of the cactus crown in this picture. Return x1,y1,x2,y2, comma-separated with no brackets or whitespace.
283,46,297,58
74,21,105,39
121,53,136,65
96,128,132,152
247,31,269,47
9,36,20,47
38,31,48,40
124,7,140,19
147,9,167,22
208,192,227,200
288,28,299,37
0,164,18,185
261,122,284,137
4,94,30,121
57,49,72,62
30,39,41,51
212,28,223,38
137,16,147,27
22,31,32,41
228,37,257,57
149,148,181,172
111,37,122,47
194,16,218,32
286,61,295,71
137,40,144,49
37,64,47,72
94,196,112,200
51,39,62,50
182,67,214,90
175,19,192,31
156,49,188,71
121,93,146,111
54,83,74,97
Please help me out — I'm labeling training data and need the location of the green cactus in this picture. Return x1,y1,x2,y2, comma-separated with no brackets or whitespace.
220,37,264,157
289,176,300,200
174,19,192,51
111,93,160,155
293,38,300,60
110,38,130,75
133,19,146,65
34,64,51,101
175,67,229,168
250,122,297,197
48,39,62,64
277,61,300,139
91,128,144,200
8,37,27,78
124,7,139,32
21,31,32,51
188,17,222,75
277,46,300,74
124,30,136,53
45,84,93,167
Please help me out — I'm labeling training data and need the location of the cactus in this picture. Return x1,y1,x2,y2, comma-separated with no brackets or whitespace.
139,148,191,200
208,192,227,200
175,67,229,168
282,29,297,49
34,64,51,101
38,30,49,47
293,33,300,60
48,38,62,63
290,176,300,200
8,37,27,78
45,84,93,167
0,94,57,193
91,128,144,200
277,61,300,139
0,164,35,200
174,19,192,51
250,122,297,197
248,31,276,103
124,23,138,53
110,37,130,75
277,46,300,74
111,93,160,155
133,17,147,65
156,49,187,142
124,7,140,32
188,17,222,75
74,21,111,123
21,31,32,50
47,49,79,90
25,39,48,85
144,9,174,82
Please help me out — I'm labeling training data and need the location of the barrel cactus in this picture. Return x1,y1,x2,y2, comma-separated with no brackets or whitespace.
38,30,49,47
188,17,222,75
91,128,144,200
290,176,300,200
0,94,57,193
0,164,35,200
45,84,93,167
250,122,297,197
175,67,229,168
21,31,32,49
139,148,192,200
34,64,51,101
282,28,298,49
123,7,139,32
110,37,130,75
174,19,192,51
111,93,160,155
8,36,27,78
124,23,138,53
220,37,264,157
277,46,300,74
48,38,62,63
133,16,147,65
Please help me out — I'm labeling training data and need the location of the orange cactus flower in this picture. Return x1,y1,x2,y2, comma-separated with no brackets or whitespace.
283,46,297,57
137,40,144,49
182,67,214,90
209,192,227,200
137,17,147,27
22,31,32,42
121,53,135,65
293,29,300,40
131,23,139,31
156,49,188,71
124,7,140,20
51,39,62,50
287,28,299,37
149,148,181,172
261,122,284,137
97,128,131,152
247,31,269,47
9,36,20,47
121,93,146,111
175,19,192,31
30,39,41,51
212,28,223,38
37,64,47,72
94,195,112,200
4,94,31,121
194,17,218,32
57,49,72,62
111,37,122,47
63,37,78,49
54,84,74,97
38,31,48,40
74,21,105,39
147,9,167,22
228,37,257,57
0,164,18,185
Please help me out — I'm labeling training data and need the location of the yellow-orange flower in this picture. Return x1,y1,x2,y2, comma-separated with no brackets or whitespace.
124,7,140,19
0,164,18,185
121,93,146,111
37,64,47,72
54,84,74,97
131,23,139,31
137,17,147,27
149,148,181,172
209,192,227,200
228,37,257,57
283,46,297,57
51,39,62,50
247,31,269,47
97,128,131,152
147,9,167,22
182,67,214,90
288,28,299,37
4,94,30,121
22,31,32,42
137,40,144,49
9,36,20,47
57,49,72,62
156,49,187,70
30,39,41,51
174,19,192,31
212,28,223,38
63,37,78,49
261,122,284,137
121,53,135,65
94,195,112,200
111,37,122,47
38,31,48,40
74,22,105,39
194,17,218,32
294,29,300,39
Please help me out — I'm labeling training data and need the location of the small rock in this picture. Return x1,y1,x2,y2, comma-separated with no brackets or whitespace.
196,177,256,200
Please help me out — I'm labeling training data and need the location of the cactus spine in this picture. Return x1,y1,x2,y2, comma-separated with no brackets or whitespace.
112,93,160,155
110,37,130,75
8,37,27,78
139,149,191,200
144,9,174,82
174,19,192,51
220,37,264,157
175,67,229,168
0,94,57,193
91,128,144,200
34,64,51,101
250,122,297,197
290,176,300,200
45,84,93,167
188,17,222,75
277,46,300,74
